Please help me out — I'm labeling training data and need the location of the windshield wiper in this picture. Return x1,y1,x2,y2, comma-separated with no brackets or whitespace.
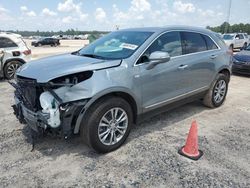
81,54,106,59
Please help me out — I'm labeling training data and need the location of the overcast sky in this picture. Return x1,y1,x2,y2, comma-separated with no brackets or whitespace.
0,0,250,31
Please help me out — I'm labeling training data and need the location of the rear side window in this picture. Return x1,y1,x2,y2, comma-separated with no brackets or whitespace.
238,34,244,39
202,35,218,50
0,37,18,48
181,32,207,54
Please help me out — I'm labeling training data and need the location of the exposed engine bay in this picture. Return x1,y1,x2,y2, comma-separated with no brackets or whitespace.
9,71,93,138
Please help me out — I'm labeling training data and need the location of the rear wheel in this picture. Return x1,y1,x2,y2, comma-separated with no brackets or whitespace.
203,73,229,108
81,97,133,153
4,60,22,79
243,43,247,49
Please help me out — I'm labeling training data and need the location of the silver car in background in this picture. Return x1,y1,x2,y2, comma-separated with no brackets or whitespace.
0,32,31,79
10,26,232,153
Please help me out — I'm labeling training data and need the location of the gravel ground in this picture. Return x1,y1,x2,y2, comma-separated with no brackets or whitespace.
0,75,250,188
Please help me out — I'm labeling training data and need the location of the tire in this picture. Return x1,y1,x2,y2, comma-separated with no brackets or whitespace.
4,60,22,80
203,73,229,108
38,43,42,47
81,96,133,153
243,43,247,49
54,43,58,47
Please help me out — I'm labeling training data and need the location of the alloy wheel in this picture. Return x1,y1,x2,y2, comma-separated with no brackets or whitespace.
213,80,227,104
7,63,21,79
98,107,128,146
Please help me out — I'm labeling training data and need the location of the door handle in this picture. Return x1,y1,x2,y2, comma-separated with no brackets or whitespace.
210,54,218,59
178,64,188,70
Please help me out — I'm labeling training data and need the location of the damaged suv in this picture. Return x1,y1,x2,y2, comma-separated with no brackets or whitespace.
10,26,232,153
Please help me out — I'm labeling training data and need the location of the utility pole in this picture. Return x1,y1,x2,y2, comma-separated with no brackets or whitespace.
225,0,232,33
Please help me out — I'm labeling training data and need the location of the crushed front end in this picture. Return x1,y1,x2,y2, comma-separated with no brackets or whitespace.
9,75,88,138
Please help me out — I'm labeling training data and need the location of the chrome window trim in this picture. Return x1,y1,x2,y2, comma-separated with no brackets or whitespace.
134,29,221,67
144,86,209,109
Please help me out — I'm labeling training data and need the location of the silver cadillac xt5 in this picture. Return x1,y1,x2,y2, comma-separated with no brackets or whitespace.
10,26,232,153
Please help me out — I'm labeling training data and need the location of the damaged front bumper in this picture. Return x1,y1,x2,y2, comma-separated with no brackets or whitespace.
10,80,89,138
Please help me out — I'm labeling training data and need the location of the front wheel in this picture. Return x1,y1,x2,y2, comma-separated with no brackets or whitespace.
203,73,229,108
81,97,133,153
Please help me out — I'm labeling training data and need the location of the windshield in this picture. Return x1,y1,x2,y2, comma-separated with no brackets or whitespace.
78,31,153,60
223,34,234,40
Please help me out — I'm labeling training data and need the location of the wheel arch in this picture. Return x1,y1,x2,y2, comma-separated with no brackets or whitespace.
218,68,231,82
73,89,139,134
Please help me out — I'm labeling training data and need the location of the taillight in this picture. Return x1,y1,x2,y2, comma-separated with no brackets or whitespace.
23,49,31,56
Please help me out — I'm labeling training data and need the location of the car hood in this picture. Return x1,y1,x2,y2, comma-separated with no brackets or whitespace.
234,50,250,62
16,53,122,83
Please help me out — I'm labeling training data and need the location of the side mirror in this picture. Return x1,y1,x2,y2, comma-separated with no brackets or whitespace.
146,51,170,70
235,37,240,40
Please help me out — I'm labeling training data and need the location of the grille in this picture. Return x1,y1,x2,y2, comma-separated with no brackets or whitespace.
16,76,44,111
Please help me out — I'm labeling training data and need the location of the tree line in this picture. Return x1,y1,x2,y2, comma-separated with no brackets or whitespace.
207,22,250,34
0,29,109,37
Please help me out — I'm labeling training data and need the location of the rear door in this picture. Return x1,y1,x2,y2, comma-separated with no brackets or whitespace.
179,31,217,90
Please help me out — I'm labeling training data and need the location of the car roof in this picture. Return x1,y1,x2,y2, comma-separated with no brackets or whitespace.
0,32,23,43
119,25,214,35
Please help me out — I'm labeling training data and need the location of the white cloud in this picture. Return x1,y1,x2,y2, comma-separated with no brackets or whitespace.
80,13,88,21
113,0,151,25
130,0,151,12
0,6,8,13
57,0,88,22
20,6,36,17
0,5,12,22
173,1,196,14
26,11,36,17
62,16,74,23
42,8,57,16
95,8,106,22
57,0,81,13
20,6,28,12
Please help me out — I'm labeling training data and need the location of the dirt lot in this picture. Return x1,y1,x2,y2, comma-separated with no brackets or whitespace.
25,39,89,59
0,45,250,187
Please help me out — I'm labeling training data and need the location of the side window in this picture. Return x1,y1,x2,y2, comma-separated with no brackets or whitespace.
202,35,218,50
137,31,182,64
181,32,207,54
239,34,244,39
0,37,18,48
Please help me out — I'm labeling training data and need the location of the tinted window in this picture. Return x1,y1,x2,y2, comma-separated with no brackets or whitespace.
238,34,244,39
202,35,218,50
0,37,18,48
181,32,207,54
147,31,182,57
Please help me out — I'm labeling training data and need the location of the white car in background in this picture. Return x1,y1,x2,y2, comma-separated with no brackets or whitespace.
223,33,249,50
0,32,31,79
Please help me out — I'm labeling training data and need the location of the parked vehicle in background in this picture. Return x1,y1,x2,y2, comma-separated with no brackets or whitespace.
31,37,60,47
11,26,232,153
223,33,249,50
0,32,31,79
232,44,250,75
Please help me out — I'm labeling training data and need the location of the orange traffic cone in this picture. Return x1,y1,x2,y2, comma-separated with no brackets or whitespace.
178,120,203,160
